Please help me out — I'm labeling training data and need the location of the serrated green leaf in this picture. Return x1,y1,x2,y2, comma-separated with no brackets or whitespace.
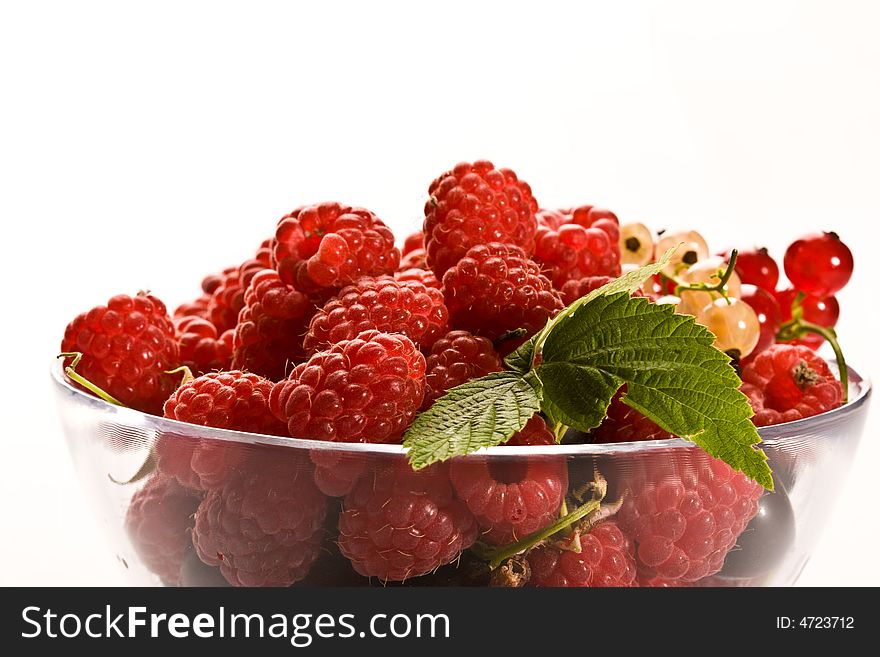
503,247,677,374
404,371,543,469
536,293,772,489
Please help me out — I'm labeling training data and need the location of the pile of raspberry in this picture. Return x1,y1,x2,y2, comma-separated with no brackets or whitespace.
61,159,850,588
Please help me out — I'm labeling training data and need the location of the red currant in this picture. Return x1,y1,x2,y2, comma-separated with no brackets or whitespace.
783,232,853,297
729,247,779,292
775,287,840,350
739,284,781,357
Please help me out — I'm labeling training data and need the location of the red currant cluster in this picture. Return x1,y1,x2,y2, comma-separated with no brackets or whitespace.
631,228,852,367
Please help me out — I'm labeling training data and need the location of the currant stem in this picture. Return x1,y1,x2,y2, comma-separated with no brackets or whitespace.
58,352,124,406
674,249,739,299
484,498,602,570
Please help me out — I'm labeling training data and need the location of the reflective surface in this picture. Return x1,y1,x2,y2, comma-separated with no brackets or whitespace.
52,363,871,587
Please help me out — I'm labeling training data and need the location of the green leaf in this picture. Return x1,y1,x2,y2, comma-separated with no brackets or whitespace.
536,293,772,489
503,246,677,374
404,371,543,469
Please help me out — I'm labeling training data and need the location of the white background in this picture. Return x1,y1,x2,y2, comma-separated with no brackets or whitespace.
1,0,877,585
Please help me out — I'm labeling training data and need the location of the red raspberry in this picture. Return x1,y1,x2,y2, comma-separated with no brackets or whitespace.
231,269,314,381
206,243,274,333
61,293,180,415
338,461,478,581
400,248,428,271
424,160,538,277
593,389,672,443
158,370,287,490
569,205,620,241
450,415,566,545
402,231,424,256
537,208,568,230
309,449,372,498
617,452,764,583
175,315,233,375
740,344,843,426
192,450,327,586
270,330,426,443
423,330,503,408
174,295,210,321
528,522,638,587
395,266,439,289
303,277,450,355
124,475,200,586
201,270,230,296
274,202,399,293
442,242,564,341
533,212,621,287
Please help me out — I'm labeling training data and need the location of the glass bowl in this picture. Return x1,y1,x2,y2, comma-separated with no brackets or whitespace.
52,361,871,587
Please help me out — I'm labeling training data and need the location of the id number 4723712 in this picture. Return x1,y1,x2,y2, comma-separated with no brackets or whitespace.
776,617,854,630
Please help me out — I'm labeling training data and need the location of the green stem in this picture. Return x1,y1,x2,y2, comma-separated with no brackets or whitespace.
166,365,195,387
485,498,601,570
58,352,124,406
674,249,739,300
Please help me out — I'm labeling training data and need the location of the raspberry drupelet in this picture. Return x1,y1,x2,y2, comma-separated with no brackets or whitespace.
740,344,843,426
423,330,503,408
124,475,201,586
337,461,478,582
424,160,538,278
274,202,399,294
449,415,567,545
442,242,564,342
395,266,439,289
157,370,286,491
303,277,449,355
593,388,672,443
61,292,180,415
528,522,638,587
191,450,327,587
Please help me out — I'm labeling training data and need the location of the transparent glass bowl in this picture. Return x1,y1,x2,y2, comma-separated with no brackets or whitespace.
52,361,871,587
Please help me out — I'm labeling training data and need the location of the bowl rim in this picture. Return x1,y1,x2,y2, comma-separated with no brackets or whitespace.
50,360,872,458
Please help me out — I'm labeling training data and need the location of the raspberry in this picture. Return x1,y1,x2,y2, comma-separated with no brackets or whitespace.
399,248,428,271
303,277,450,355
740,344,843,426
395,266,439,289
442,243,564,341
537,208,568,230
270,330,426,443
309,449,371,498
402,231,424,256
617,452,764,583
174,294,210,321
528,522,638,587
201,270,230,296
274,202,399,293
61,293,180,415
206,242,274,333
423,330,503,407
125,475,200,586
175,315,233,375
231,269,314,381
424,160,538,277
338,461,478,581
593,389,672,443
450,415,566,545
158,370,287,490
192,450,327,586
533,211,621,287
